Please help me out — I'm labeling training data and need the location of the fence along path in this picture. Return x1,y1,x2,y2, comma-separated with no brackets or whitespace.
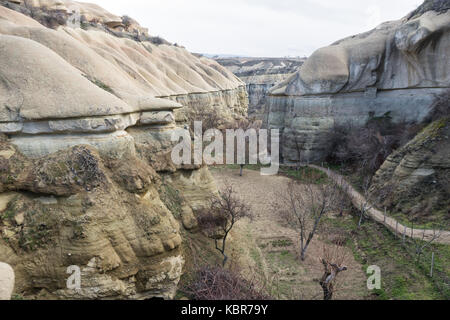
296,164,450,245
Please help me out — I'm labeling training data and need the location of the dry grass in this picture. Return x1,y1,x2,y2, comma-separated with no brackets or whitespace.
211,168,368,300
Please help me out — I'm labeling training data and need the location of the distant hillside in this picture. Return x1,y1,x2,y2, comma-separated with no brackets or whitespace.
215,57,306,120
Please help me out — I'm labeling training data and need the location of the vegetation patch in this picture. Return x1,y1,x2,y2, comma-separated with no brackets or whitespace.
83,75,115,94
271,239,294,248
323,213,450,300
159,181,184,219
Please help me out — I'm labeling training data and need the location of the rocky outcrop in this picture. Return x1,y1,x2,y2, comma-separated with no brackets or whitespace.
1,0,166,43
0,2,247,128
215,57,305,120
0,1,230,299
370,117,450,225
0,262,14,300
0,140,185,299
266,1,450,162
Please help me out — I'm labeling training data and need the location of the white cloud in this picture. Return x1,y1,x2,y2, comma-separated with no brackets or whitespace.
86,0,422,57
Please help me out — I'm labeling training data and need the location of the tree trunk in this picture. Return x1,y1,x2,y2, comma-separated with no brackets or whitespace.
301,249,306,261
321,283,333,300
358,211,364,227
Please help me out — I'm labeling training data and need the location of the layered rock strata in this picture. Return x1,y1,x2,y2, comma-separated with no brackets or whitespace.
266,2,450,162
370,117,450,225
215,57,305,120
0,1,229,299
0,1,248,128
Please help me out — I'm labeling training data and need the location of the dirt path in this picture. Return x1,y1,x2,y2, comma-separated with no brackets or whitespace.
309,165,450,245
211,168,367,300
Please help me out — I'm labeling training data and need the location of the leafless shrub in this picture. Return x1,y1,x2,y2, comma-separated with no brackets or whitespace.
325,114,421,176
319,240,349,300
426,88,450,122
357,177,374,228
291,133,305,164
409,222,442,263
149,36,171,46
189,106,224,135
121,15,133,28
273,170,343,261
182,263,271,300
229,118,262,131
68,147,105,191
196,184,253,266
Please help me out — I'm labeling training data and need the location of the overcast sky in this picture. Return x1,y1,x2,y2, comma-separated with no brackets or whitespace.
87,0,422,57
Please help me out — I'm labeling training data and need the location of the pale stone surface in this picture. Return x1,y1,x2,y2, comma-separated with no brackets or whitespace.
10,130,136,159
0,262,14,300
140,111,175,126
0,3,246,134
169,87,248,124
268,88,444,162
267,7,450,162
0,34,132,121
0,1,234,300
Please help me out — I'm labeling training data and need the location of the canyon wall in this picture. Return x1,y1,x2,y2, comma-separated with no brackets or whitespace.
370,116,450,225
0,0,242,299
215,57,304,120
266,2,450,163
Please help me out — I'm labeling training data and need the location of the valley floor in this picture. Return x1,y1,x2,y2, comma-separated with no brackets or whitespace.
208,167,450,300
210,168,368,300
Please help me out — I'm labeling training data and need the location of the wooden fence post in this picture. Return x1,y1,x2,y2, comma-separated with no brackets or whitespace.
430,252,435,278
403,226,407,244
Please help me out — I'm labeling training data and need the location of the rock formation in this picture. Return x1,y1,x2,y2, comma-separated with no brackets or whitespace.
0,1,248,129
266,1,450,162
0,0,238,299
0,262,14,300
370,117,450,225
215,57,305,120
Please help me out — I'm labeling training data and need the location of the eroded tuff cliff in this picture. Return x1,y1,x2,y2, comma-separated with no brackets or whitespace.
370,117,450,226
215,57,305,120
0,0,248,127
267,0,450,163
0,0,236,299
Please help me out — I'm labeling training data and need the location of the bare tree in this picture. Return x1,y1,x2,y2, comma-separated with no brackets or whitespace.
410,223,442,263
197,185,253,266
229,119,262,177
324,115,422,177
358,177,374,228
319,240,349,300
275,170,342,261
293,133,305,165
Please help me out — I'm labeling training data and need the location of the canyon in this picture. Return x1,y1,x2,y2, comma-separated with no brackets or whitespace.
0,0,448,301
0,0,244,299
214,57,305,121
